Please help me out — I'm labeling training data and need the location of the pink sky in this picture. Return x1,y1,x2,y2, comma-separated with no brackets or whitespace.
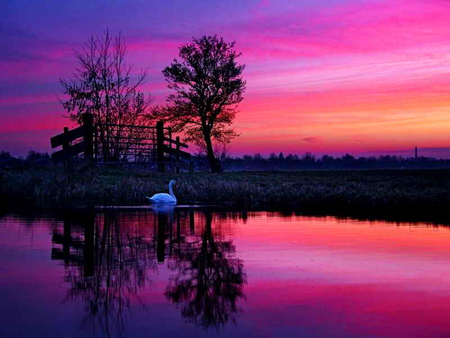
4,212,450,336
1,0,450,157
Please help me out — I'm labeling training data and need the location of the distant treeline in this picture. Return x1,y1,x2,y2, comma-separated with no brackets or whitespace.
204,152,450,170
3,150,450,171
0,151,51,168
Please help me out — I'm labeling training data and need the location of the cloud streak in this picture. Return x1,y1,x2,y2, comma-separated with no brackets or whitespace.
2,0,450,155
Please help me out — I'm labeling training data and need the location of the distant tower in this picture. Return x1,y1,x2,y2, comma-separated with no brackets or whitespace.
415,146,418,159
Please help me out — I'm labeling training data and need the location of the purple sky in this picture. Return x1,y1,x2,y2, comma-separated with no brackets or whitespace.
2,0,450,157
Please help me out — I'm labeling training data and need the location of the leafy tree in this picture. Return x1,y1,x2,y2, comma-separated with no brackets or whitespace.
269,153,278,161
321,154,334,163
26,150,49,162
253,153,263,162
152,35,246,172
165,212,246,328
0,151,12,160
302,152,316,162
342,153,356,162
242,155,253,162
59,30,152,161
286,154,299,161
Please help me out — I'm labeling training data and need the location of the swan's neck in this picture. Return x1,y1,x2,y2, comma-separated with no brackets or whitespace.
169,182,176,199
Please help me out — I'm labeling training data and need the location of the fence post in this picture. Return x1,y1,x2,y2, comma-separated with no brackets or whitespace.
176,136,181,174
168,127,173,172
62,127,69,170
63,217,72,263
83,211,95,277
156,120,165,173
82,113,94,163
157,214,166,262
94,123,98,166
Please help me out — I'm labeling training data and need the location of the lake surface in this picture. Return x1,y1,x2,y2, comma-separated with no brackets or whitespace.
1,208,450,337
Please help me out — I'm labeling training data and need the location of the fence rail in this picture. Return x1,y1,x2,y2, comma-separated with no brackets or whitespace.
50,114,94,171
50,113,192,173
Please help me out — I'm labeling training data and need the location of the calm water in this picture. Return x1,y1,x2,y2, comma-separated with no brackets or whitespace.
1,208,450,338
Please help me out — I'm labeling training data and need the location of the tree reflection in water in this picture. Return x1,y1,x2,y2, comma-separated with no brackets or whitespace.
165,211,246,329
51,209,246,336
52,210,157,337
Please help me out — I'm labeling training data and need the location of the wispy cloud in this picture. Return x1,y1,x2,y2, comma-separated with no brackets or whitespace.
3,0,450,155
302,137,321,144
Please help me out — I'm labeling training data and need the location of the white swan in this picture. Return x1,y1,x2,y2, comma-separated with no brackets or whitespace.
146,180,177,204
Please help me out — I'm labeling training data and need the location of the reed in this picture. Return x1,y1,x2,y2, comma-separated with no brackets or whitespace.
2,167,450,221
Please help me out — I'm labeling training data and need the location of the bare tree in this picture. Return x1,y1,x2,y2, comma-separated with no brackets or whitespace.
59,211,157,337
151,35,246,172
59,30,152,161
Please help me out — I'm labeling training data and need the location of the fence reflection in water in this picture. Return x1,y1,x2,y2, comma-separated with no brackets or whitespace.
50,209,247,336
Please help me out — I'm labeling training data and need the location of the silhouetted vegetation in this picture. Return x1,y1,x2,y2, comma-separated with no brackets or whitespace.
50,209,246,335
0,150,52,169
57,211,157,336
213,152,450,170
166,212,245,328
0,151,12,160
59,30,152,162
151,35,246,173
2,165,450,222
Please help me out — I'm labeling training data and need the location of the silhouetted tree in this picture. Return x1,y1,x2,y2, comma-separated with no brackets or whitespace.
218,152,450,170
286,154,299,161
26,150,49,161
165,212,246,328
321,154,334,163
152,35,246,172
57,211,157,337
302,152,315,163
59,30,152,161
342,153,356,163
0,151,12,160
269,153,278,162
253,153,263,162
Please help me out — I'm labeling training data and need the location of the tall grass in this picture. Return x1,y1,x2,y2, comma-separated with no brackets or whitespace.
2,167,450,221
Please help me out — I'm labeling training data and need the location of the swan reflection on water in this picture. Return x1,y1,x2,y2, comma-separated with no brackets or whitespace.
51,208,246,336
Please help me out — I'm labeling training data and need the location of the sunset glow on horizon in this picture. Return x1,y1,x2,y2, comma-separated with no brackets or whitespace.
2,0,450,157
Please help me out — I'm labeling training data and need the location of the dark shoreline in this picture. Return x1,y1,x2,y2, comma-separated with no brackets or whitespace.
2,168,450,225
2,203,450,229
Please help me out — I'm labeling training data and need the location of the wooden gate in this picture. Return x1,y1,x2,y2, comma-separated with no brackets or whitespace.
50,113,192,173
50,113,94,171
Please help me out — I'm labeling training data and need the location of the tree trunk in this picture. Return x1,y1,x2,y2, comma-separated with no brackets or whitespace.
204,133,222,173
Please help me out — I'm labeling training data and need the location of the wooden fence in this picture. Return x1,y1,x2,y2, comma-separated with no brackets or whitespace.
50,113,192,173
50,113,94,171
156,121,192,173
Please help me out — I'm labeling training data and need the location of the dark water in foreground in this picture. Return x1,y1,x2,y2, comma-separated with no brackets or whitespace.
1,208,450,338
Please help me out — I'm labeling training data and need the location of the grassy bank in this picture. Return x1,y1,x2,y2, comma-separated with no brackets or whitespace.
1,167,450,221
